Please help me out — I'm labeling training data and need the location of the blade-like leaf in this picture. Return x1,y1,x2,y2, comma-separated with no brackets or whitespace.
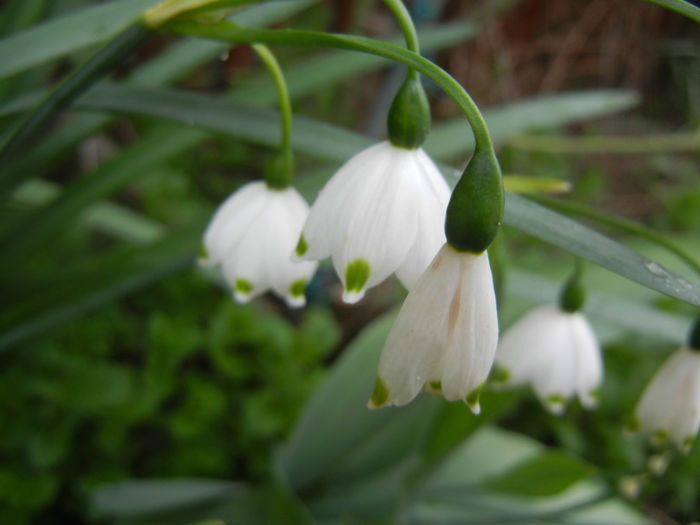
484,450,595,497
0,0,158,79
92,478,240,517
642,0,700,22
60,84,700,306
0,223,202,351
277,309,441,492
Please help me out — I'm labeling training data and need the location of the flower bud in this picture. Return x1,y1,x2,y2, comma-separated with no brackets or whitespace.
559,268,585,313
444,149,504,254
387,70,431,149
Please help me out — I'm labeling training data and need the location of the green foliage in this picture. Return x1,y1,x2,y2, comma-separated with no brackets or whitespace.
0,0,698,523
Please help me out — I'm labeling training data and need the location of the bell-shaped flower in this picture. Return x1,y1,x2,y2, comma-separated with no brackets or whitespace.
367,243,498,413
631,346,700,453
295,141,450,303
494,304,603,415
200,181,317,307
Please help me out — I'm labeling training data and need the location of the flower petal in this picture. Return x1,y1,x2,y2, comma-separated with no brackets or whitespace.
439,251,499,413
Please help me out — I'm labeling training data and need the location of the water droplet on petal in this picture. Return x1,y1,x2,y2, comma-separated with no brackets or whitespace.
644,261,670,279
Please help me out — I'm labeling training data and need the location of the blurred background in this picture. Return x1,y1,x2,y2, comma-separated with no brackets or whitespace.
0,0,698,523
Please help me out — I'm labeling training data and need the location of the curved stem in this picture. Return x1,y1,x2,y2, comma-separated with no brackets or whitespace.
382,0,419,53
251,43,292,154
532,195,700,278
162,20,495,155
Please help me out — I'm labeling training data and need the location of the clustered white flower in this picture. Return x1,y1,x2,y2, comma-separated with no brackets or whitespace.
494,304,603,414
368,244,498,412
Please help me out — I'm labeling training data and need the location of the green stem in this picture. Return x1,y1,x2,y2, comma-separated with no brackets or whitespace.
383,0,419,53
0,22,152,190
532,195,700,278
161,20,496,155
251,43,292,155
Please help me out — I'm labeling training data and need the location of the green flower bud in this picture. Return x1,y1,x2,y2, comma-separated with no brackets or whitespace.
444,149,504,253
387,70,431,149
689,317,700,351
264,148,294,190
559,271,586,313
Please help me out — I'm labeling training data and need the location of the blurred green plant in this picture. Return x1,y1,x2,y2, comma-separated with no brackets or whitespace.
0,0,699,523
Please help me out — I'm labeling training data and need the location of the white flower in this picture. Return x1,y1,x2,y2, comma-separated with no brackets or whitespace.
632,346,700,453
296,141,450,303
368,244,498,413
200,181,317,307
494,304,603,415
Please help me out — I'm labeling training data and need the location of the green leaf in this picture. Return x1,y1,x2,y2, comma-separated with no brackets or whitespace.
642,0,700,23
484,450,595,497
0,0,158,79
0,224,202,351
92,478,241,518
1,124,203,266
503,193,700,307
424,90,640,160
277,309,441,492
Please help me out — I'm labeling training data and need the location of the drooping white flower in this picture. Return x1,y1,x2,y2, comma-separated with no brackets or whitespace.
296,141,450,303
200,181,317,307
367,244,499,413
494,304,603,415
632,346,700,453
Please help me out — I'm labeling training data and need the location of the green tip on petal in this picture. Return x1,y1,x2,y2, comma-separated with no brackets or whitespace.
682,436,695,454
588,388,600,401
465,384,483,414
545,394,566,415
235,278,253,295
345,259,371,293
490,366,510,383
652,429,668,445
198,243,209,260
426,380,442,394
295,234,309,257
368,377,389,408
289,278,307,298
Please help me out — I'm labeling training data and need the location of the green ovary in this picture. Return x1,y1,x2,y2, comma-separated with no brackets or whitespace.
295,234,308,256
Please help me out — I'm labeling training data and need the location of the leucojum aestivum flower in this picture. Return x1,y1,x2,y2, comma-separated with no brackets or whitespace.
629,319,700,453
493,268,604,415
295,72,450,303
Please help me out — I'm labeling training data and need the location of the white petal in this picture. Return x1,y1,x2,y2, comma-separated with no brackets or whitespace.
202,181,267,265
373,245,456,407
439,251,499,413
264,188,317,307
636,347,700,451
395,149,449,290
300,142,392,261
569,313,603,408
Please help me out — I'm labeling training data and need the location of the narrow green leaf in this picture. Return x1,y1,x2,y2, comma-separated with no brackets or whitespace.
484,450,595,497
503,193,700,307
12,178,166,243
0,22,153,185
277,309,441,492
424,90,640,160
0,124,203,267
0,224,202,351
642,0,700,23
92,478,240,517
0,0,158,79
